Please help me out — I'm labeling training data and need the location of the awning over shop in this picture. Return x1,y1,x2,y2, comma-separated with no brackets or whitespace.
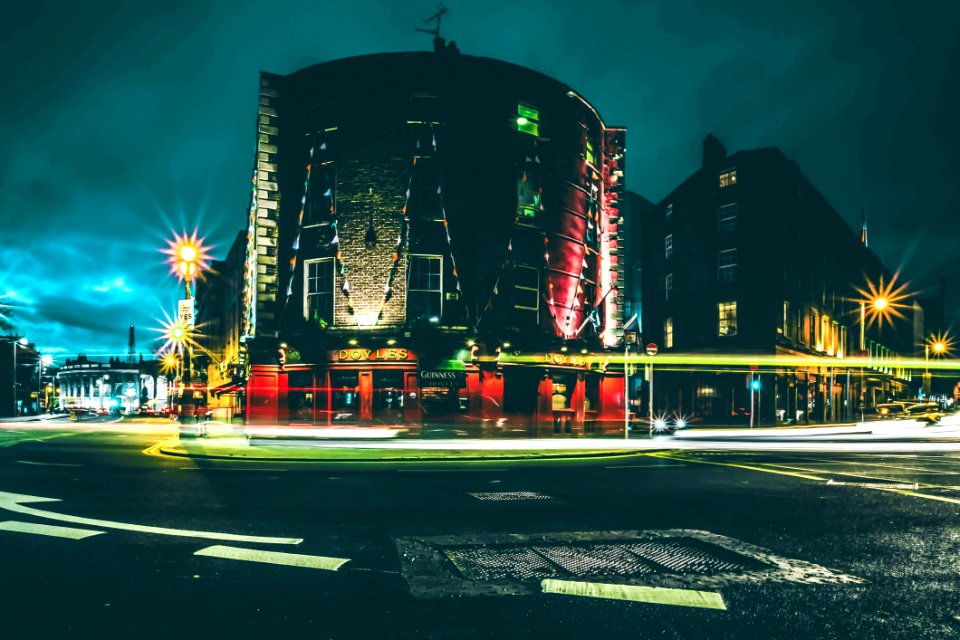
211,381,246,397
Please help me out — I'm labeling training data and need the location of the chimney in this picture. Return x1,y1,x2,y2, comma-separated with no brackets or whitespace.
702,134,727,168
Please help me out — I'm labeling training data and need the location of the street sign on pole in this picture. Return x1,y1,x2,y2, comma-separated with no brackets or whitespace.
645,343,658,356
178,299,195,328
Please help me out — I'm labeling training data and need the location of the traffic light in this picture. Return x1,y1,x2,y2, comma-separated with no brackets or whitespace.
751,377,761,391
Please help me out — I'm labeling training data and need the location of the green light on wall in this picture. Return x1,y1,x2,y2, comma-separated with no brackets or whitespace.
516,104,540,136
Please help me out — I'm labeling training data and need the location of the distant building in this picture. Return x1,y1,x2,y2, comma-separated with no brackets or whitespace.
0,337,40,416
639,136,921,424
233,42,627,432
57,355,168,413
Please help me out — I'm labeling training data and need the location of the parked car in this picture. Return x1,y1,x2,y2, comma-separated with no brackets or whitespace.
904,402,943,424
868,402,908,420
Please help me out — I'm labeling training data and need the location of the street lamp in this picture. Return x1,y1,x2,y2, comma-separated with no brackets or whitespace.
38,354,52,413
923,333,951,398
163,231,210,387
855,274,910,420
10,337,28,416
622,313,638,440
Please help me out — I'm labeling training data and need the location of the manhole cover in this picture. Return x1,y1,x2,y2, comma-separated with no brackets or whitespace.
468,491,553,502
397,529,864,598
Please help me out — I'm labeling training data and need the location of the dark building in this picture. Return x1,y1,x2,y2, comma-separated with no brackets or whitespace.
0,337,40,416
236,42,627,432
639,136,921,424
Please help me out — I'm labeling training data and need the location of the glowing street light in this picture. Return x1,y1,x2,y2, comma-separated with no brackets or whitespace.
853,273,911,419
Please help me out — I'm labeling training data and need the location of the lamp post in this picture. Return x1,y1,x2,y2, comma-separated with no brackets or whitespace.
38,354,52,413
622,314,638,440
858,295,890,420
924,335,948,399
163,231,209,395
10,337,28,416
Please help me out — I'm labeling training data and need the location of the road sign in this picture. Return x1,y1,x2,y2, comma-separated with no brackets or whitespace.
178,299,195,328
645,343,658,356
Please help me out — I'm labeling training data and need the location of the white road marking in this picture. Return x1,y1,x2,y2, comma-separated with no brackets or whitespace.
16,460,84,467
827,480,919,489
605,464,687,469
398,468,510,473
195,545,349,571
541,578,727,609
0,520,104,540
177,467,288,472
0,491,302,545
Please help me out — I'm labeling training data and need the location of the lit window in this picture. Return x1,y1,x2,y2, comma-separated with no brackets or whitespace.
718,301,737,336
664,234,673,259
516,104,540,136
665,203,673,218
407,255,443,322
664,317,674,349
585,138,597,166
665,273,673,301
517,171,541,224
718,203,737,232
719,169,737,188
718,249,737,283
304,258,334,324
513,264,540,312
306,134,335,226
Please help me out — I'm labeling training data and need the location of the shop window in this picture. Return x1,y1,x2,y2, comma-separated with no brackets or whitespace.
719,168,737,188
373,370,404,422
304,258,334,324
664,317,674,348
330,370,358,415
503,368,540,419
407,255,443,322
718,301,738,336
516,103,540,136
665,273,673,301
718,249,737,283
513,264,540,312
665,234,673,259
287,370,314,421
718,203,737,232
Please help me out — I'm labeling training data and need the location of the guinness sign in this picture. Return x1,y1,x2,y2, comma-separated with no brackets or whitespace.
417,370,466,388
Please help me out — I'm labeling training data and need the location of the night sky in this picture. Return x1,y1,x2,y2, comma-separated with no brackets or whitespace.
3,0,958,360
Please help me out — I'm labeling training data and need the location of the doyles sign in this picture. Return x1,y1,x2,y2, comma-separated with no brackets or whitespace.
335,348,411,361
418,370,466,388
543,353,589,368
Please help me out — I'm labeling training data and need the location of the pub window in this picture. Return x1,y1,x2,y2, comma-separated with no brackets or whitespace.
305,134,335,227
719,168,737,188
718,301,738,337
407,255,443,322
304,258,334,325
718,248,737,283
718,203,737,232
665,203,673,218
664,317,674,349
665,273,673,301
664,234,673,259
585,137,597,166
516,103,540,136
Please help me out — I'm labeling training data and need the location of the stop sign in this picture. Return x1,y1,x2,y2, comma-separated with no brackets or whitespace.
645,343,658,356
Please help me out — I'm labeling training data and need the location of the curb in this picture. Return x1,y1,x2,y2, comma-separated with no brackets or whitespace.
155,444,646,464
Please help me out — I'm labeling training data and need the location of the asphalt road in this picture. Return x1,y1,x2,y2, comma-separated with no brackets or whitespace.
0,423,958,639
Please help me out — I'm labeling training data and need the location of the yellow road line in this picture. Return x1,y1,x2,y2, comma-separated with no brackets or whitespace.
649,452,826,481
541,578,726,609
871,488,960,505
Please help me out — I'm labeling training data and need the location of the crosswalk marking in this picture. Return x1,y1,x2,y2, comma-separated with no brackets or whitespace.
0,520,104,540
195,545,350,571
541,578,726,609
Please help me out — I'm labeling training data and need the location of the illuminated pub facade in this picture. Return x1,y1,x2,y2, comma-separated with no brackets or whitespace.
239,43,627,433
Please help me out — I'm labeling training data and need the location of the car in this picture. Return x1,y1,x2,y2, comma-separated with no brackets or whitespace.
904,402,943,424
869,402,908,420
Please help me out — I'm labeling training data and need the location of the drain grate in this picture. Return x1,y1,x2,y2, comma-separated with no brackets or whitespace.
444,537,765,582
468,491,554,501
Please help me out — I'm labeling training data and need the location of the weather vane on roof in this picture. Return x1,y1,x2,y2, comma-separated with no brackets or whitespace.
416,4,450,39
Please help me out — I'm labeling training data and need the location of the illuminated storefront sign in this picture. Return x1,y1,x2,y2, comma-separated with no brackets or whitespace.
543,353,589,367
334,348,412,362
418,370,466,388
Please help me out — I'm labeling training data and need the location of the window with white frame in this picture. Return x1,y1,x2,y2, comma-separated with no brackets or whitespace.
665,273,673,301
664,317,674,348
664,234,673,259
512,264,540,312
718,301,737,336
665,203,673,218
304,258,335,324
407,255,443,322
718,249,737,283
718,203,737,232
719,168,737,188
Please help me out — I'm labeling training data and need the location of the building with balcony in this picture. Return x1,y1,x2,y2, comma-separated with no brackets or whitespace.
638,135,921,424
235,41,627,433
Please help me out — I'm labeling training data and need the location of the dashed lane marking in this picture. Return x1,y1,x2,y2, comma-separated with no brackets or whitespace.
542,578,727,610
605,464,687,469
195,545,350,571
0,520,104,540
827,480,919,489
177,467,288,472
